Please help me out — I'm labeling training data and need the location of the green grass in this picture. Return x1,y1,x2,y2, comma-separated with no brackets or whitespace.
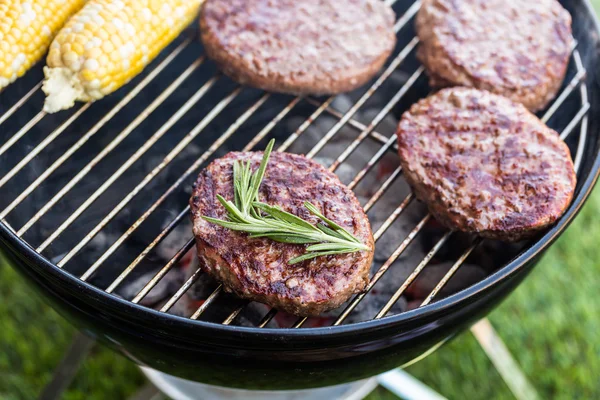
3,4,600,398
0,263,144,400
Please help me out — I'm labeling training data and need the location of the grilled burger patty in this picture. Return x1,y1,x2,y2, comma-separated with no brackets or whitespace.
397,88,576,241
416,0,573,112
190,151,374,316
199,0,396,95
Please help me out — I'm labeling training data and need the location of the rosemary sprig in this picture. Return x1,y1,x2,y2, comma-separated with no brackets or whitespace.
202,139,370,264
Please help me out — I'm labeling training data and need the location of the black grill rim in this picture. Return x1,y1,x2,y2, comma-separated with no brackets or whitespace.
0,0,599,344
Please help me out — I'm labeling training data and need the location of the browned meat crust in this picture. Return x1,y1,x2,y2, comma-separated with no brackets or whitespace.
200,0,396,95
190,151,374,316
416,0,573,112
396,87,576,241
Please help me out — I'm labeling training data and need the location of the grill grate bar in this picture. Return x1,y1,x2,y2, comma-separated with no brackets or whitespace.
304,97,394,148
0,104,90,189
133,237,195,304
258,309,278,328
301,99,403,196
244,97,303,152
0,39,192,221
0,81,41,127
86,93,271,284
369,131,391,145
363,166,402,211
305,38,419,160
292,317,307,329
350,134,398,192
541,68,586,123
223,306,244,325
278,97,335,151
391,0,421,31
102,207,188,287
560,102,590,141
375,231,453,319
560,50,589,142
30,58,208,245
192,284,223,319
331,214,431,326
329,67,424,172
573,51,589,173
574,109,588,173
0,110,45,158
190,284,222,320
373,193,414,241
1,218,16,235
56,85,241,266
160,266,204,312
305,97,398,149
318,65,420,189
420,238,482,306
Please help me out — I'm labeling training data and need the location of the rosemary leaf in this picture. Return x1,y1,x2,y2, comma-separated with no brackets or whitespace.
248,233,318,244
288,249,361,265
202,139,370,264
305,243,357,252
316,223,348,241
232,161,241,210
248,139,274,204
253,202,315,230
216,194,246,223
304,201,360,243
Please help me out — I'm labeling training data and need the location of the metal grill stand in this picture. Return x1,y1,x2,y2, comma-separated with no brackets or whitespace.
141,368,379,400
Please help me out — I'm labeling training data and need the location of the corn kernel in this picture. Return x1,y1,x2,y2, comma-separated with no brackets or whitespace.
43,0,203,113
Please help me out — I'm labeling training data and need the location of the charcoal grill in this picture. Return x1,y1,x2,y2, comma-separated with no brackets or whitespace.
1,0,599,391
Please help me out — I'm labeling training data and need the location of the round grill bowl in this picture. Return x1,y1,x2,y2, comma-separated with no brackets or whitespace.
1,0,599,390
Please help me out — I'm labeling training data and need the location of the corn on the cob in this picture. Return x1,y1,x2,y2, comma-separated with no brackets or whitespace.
0,0,86,90
42,0,202,113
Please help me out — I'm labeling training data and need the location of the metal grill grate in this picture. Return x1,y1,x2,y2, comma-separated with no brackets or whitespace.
0,0,590,329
